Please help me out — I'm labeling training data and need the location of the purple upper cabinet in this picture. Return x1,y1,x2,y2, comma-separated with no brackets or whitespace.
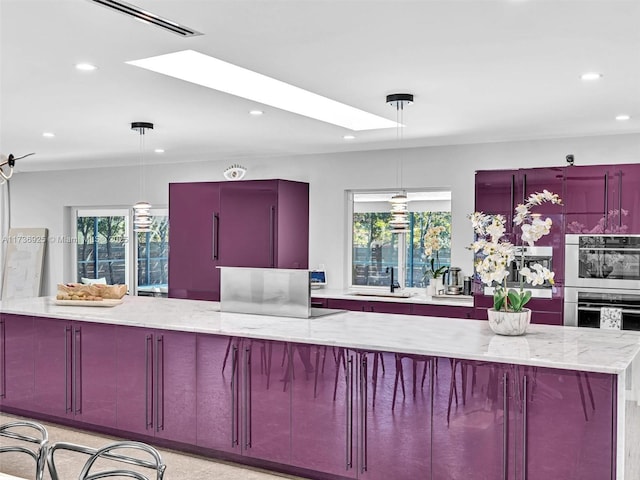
169,180,309,301
168,182,221,301
612,164,640,234
196,334,291,463
516,366,615,480
475,169,518,239
0,314,35,411
116,326,197,444
564,165,617,234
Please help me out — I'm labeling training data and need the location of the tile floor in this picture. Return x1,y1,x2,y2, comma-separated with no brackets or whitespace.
0,413,308,480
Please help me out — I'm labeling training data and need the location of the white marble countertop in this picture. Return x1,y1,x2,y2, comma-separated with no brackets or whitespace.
2,295,639,375
311,288,474,307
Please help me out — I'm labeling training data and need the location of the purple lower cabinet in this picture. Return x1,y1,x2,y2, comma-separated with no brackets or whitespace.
0,314,35,411
412,304,475,319
196,334,290,464
116,326,197,444
75,321,117,427
518,366,615,480
32,317,71,418
432,358,507,480
291,347,431,479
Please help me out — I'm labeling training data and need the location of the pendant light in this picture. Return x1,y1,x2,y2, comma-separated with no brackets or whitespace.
131,121,153,232
386,93,413,234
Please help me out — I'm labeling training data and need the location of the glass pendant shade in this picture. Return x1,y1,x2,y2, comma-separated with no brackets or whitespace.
133,201,152,232
389,193,410,233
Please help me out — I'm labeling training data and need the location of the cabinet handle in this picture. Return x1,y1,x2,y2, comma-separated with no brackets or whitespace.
145,334,153,429
231,344,239,447
346,354,354,470
244,345,252,449
212,213,220,260
65,326,72,413
604,172,609,231
0,319,5,399
510,174,515,230
522,173,527,203
360,354,368,473
502,371,509,480
522,375,529,480
74,328,82,414
269,206,275,267
156,335,164,432
618,170,623,228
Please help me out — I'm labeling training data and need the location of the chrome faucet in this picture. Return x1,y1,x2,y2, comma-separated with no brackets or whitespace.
387,267,401,293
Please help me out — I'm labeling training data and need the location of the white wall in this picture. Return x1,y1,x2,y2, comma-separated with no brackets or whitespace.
7,133,640,295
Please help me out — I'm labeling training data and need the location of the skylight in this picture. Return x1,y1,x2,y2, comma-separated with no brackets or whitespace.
126,50,399,131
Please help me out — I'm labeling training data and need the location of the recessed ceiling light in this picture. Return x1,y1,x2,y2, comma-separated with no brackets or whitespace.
75,63,98,71
616,115,631,121
343,135,356,140
154,148,165,153
581,72,602,81
42,132,55,138
127,50,399,131
249,110,263,116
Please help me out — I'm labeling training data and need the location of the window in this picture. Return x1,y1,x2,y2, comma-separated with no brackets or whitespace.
349,190,451,289
74,208,168,295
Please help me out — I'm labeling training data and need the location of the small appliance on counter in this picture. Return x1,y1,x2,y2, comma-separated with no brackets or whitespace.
310,268,327,289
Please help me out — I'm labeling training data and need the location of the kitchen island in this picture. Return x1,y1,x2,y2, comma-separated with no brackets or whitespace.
1,296,639,479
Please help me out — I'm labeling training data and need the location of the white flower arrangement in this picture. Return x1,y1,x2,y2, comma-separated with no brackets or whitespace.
422,225,448,282
469,190,562,312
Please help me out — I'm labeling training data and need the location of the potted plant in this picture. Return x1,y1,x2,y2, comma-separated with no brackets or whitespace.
422,225,448,295
469,190,562,335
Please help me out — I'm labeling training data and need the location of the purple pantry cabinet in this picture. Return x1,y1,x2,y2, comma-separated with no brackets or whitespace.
196,334,291,464
169,179,309,301
168,182,221,301
564,165,617,234
612,164,640,234
0,314,35,411
116,326,197,445
291,347,432,480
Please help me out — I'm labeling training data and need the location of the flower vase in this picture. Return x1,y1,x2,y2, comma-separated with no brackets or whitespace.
487,308,531,336
430,277,444,295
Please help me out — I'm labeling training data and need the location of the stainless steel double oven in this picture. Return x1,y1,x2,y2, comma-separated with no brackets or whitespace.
564,234,640,329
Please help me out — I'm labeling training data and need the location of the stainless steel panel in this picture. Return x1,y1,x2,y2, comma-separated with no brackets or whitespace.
219,267,311,318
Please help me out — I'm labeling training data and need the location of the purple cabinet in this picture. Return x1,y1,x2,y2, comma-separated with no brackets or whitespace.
196,334,290,463
474,292,564,326
325,298,413,314
412,303,475,319
433,359,615,480
169,180,309,301
0,314,35,410
31,317,117,426
168,182,221,300
116,326,196,444
291,347,431,479
612,164,640,234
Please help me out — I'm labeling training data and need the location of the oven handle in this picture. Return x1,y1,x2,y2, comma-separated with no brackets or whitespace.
578,306,640,315
578,247,640,252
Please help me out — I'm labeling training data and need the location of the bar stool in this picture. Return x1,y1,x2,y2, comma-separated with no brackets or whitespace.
0,420,48,480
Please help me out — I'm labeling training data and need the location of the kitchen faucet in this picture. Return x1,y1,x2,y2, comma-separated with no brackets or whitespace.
387,266,401,293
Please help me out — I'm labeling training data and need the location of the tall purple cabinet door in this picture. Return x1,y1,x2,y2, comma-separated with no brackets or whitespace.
153,330,197,445
290,344,355,478
218,181,278,268
615,164,640,234
116,326,152,436
76,322,117,427
432,359,509,480
0,314,35,410
475,169,518,243
242,339,291,464
275,180,309,269
32,317,70,418
196,333,238,454
168,182,221,301
518,366,615,480
564,165,615,234
359,351,431,480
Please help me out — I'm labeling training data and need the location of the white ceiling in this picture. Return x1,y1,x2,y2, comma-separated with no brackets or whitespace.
1,0,639,172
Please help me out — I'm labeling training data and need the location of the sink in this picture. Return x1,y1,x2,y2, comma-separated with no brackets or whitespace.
349,291,413,298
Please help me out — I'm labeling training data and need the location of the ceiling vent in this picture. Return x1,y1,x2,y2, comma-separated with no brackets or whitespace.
88,0,203,37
